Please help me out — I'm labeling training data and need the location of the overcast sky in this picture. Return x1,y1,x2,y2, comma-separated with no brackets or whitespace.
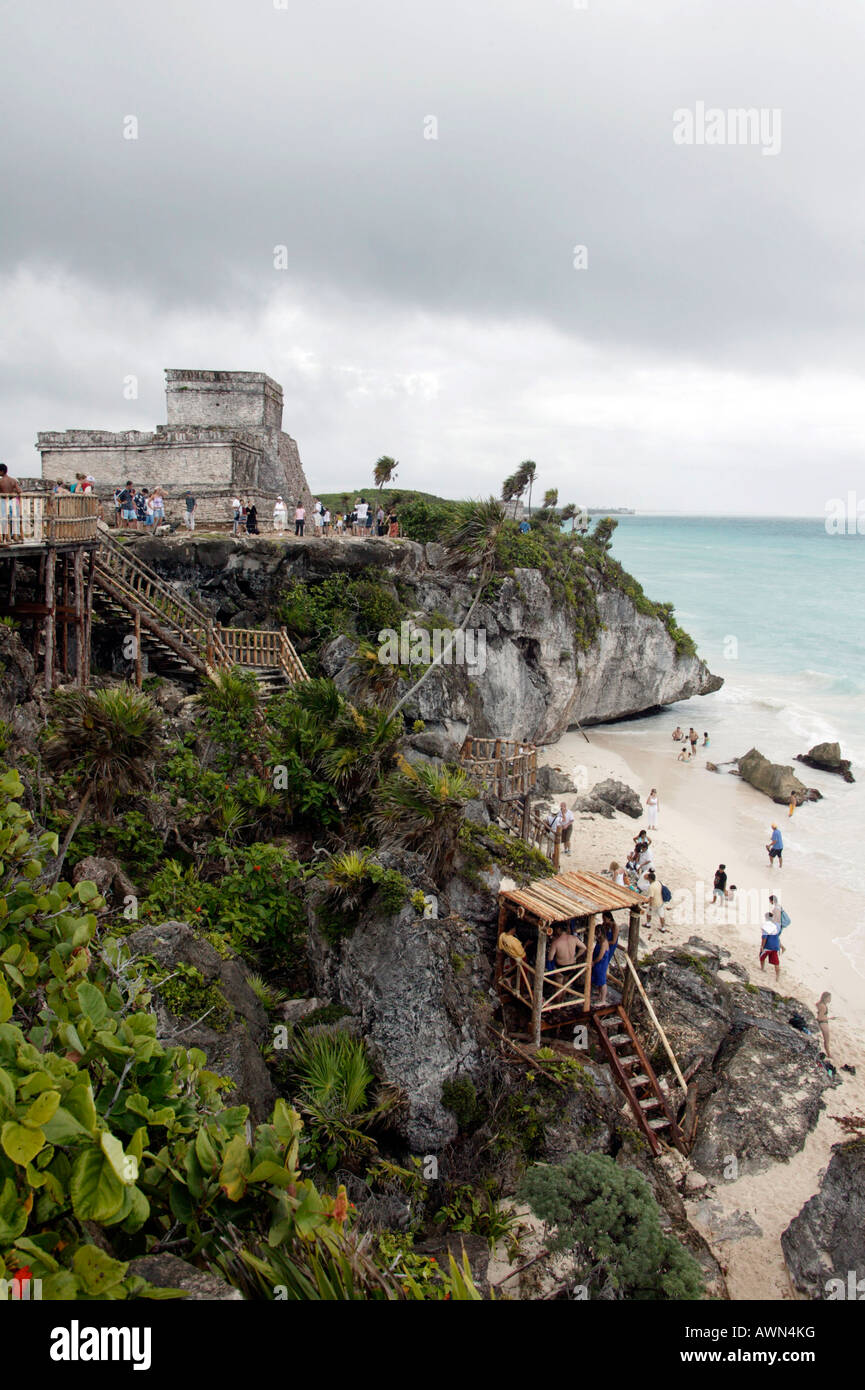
1,0,862,513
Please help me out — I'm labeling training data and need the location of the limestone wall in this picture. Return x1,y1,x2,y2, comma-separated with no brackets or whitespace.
165,369,284,432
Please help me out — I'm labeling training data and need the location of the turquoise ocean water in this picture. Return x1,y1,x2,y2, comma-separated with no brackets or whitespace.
598,515,864,913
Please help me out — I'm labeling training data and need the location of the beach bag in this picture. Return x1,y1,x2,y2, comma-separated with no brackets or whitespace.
661,884,672,903
779,908,791,929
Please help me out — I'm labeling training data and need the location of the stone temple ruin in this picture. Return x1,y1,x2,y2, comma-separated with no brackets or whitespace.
36,369,314,526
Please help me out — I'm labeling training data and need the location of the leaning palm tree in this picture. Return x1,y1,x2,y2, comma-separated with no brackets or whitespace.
43,684,163,883
501,472,525,519
560,502,577,533
372,762,475,877
373,455,399,504
542,487,558,511
518,460,537,516
389,497,507,719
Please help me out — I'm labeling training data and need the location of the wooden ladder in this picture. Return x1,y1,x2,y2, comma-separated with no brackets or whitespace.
591,1005,686,1157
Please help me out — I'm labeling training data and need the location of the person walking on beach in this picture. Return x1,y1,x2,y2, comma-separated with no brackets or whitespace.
546,802,574,856
645,788,659,829
689,727,698,756
713,864,727,902
788,793,797,818
759,921,782,981
816,992,832,1058
645,871,666,930
767,823,784,867
294,503,305,537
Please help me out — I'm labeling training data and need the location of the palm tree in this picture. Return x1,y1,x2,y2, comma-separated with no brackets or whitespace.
389,497,507,719
373,456,399,506
519,460,537,516
542,487,558,511
43,684,162,883
372,762,475,876
560,502,577,532
501,472,525,519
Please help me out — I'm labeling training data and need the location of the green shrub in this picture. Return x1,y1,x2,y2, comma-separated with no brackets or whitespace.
519,1153,705,1299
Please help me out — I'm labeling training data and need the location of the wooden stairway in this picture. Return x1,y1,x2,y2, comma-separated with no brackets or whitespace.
93,526,308,694
590,1005,686,1156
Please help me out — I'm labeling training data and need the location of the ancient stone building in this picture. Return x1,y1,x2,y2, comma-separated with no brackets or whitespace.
36,369,314,525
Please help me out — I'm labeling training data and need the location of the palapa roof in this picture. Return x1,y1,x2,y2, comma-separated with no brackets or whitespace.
500,868,647,924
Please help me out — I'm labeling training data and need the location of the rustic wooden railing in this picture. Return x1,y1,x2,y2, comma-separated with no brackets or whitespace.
498,945,626,1018
497,796,562,867
460,737,537,802
93,524,308,687
0,493,100,546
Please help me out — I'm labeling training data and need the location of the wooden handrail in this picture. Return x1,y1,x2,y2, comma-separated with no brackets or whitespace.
620,954,687,1094
0,492,100,546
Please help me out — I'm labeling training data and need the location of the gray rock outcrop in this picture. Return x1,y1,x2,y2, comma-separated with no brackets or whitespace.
575,778,643,820
126,920,276,1122
307,902,488,1151
781,1141,865,1299
795,741,855,784
128,1253,243,1300
131,535,722,742
737,748,821,806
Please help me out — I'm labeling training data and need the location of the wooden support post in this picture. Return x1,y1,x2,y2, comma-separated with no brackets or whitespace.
81,548,95,689
583,914,596,1012
531,924,547,1046
43,551,55,693
134,609,142,688
520,792,531,841
71,548,83,685
622,905,641,1013
61,553,69,675
552,827,561,872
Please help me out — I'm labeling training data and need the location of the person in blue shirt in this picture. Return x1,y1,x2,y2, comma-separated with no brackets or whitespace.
766,823,784,868
760,917,783,981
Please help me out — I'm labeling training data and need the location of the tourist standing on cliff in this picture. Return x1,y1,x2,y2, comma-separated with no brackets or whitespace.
118,480,136,530
767,823,783,867
150,489,165,526
0,464,22,542
294,503,305,537
231,496,242,536
645,788,659,828
184,491,196,532
273,497,287,533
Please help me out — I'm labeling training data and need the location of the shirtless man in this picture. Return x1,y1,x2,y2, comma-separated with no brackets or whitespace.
547,925,579,972
0,464,22,542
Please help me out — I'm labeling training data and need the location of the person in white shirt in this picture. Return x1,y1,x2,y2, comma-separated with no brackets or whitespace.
231,497,242,536
273,497,287,533
546,802,575,855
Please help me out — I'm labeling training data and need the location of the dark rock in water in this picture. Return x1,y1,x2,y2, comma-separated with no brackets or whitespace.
536,764,577,794
126,920,276,1123
781,1141,865,1298
796,741,855,784
575,778,643,819
127,1253,243,1300
737,747,822,805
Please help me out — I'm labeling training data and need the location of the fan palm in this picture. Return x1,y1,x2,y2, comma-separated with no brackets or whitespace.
372,762,475,876
390,497,506,719
289,1030,391,1167
43,684,162,883
518,460,537,516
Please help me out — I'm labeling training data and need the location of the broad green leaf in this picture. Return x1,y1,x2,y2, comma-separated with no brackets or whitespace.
70,1147,125,1222
272,1098,302,1147
77,982,108,1027
0,977,11,1024
40,1106,89,1144
0,1177,28,1242
120,1184,150,1235
248,1159,294,1189
23,1090,60,1129
1,1120,46,1165
219,1133,251,1201
194,1126,220,1172
14,1235,60,1272
101,1130,138,1185
72,1244,128,1295
41,1270,79,1300
0,1066,15,1113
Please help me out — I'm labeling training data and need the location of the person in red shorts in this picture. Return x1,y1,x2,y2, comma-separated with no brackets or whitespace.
759,917,782,981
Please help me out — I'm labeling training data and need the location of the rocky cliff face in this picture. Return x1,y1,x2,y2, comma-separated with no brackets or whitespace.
133,534,721,742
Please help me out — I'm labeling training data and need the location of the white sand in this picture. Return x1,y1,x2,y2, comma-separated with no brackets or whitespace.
536,727,865,1300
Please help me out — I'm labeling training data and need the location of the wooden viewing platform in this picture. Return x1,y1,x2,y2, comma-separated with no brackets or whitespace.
0,492,100,548
496,868,687,1155
460,736,537,802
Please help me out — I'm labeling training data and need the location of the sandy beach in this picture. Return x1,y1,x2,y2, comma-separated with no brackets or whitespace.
537,724,865,1301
